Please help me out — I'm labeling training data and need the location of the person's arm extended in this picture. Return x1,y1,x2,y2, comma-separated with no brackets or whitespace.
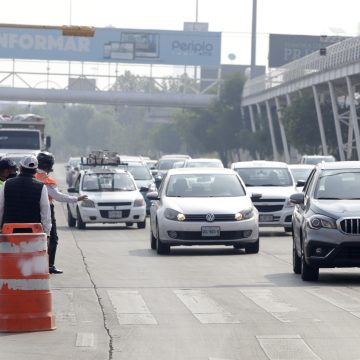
40,186,52,235
47,184,87,203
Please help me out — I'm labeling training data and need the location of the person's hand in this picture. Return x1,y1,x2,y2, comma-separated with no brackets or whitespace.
78,195,88,201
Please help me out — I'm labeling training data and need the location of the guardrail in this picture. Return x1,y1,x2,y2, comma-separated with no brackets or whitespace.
243,36,360,99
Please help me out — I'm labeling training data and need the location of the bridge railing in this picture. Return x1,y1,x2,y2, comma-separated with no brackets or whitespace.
243,36,360,99
0,59,221,96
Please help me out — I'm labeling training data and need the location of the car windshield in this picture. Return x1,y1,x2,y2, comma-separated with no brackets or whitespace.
82,173,136,192
290,168,313,182
166,174,245,197
127,165,152,180
315,171,360,199
234,167,293,186
303,156,335,165
158,159,181,170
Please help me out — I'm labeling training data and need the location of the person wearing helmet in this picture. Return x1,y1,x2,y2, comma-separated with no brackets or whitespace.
36,151,87,274
0,158,18,186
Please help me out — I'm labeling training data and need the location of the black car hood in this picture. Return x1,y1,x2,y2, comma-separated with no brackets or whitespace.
311,199,360,218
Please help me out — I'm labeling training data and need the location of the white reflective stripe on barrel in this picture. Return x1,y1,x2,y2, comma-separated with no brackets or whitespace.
0,238,47,253
0,279,50,291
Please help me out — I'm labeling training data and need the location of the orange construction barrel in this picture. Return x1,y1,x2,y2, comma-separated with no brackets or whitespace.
0,223,56,332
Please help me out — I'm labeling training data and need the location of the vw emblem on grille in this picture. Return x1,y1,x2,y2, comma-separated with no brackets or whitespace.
206,213,215,222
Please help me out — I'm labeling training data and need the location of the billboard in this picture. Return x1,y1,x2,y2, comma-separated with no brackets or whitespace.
0,26,221,66
268,34,349,68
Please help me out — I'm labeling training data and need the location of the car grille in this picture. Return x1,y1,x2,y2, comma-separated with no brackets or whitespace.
184,214,236,222
337,245,360,259
254,205,283,212
339,218,360,234
176,231,249,240
100,210,130,218
98,202,132,206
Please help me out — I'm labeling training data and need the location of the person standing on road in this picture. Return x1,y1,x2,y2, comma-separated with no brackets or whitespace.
0,158,18,186
0,155,51,236
35,151,87,274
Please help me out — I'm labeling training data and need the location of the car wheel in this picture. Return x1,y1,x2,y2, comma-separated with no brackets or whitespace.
126,222,134,227
156,221,170,255
67,205,76,227
301,245,319,281
76,207,86,230
284,226,292,233
293,237,301,274
137,220,146,229
245,238,259,254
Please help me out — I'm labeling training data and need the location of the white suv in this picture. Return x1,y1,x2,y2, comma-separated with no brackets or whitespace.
231,161,297,232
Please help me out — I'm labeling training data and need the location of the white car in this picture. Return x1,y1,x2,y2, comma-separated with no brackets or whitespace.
288,164,314,191
148,168,259,255
231,161,297,232
182,158,224,168
67,168,146,229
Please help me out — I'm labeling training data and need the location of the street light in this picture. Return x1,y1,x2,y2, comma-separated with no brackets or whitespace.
250,0,257,79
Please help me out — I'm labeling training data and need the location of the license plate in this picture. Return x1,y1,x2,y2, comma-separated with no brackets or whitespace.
259,214,273,222
108,210,122,219
201,226,220,237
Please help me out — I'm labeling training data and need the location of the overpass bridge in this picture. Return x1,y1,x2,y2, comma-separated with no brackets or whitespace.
0,60,219,108
241,36,360,162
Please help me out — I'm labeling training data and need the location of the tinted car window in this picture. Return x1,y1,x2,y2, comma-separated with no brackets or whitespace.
234,167,293,186
127,165,152,180
82,173,136,192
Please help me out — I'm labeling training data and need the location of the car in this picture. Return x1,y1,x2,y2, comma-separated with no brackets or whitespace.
182,158,224,168
65,157,82,186
288,164,314,191
291,161,360,281
148,167,259,255
300,155,336,165
231,161,297,232
67,167,146,229
126,162,157,214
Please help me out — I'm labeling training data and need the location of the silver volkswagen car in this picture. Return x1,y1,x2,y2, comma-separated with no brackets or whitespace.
148,168,259,254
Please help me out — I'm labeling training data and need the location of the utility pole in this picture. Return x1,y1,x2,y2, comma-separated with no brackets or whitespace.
250,0,257,79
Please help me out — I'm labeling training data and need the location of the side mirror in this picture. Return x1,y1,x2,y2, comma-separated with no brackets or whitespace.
67,187,77,193
151,169,158,176
251,192,262,200
296,180,306,187
290,192,305,204
139,186,149,192
45,135,51,150
147,191,160,200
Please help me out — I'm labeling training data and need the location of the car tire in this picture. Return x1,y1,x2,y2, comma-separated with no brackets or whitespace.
126,222,134,227
284,226,292,233
293,238,301,274
76,207,86,230
156,221,170,255
301,245,319,281
245,238,259,254
67,205,76,227
137,220,146,229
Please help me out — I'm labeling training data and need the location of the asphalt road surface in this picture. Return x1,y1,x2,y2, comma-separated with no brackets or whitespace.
2,164,360,360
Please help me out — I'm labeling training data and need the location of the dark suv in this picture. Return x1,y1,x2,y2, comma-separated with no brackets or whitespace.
291,161,360,281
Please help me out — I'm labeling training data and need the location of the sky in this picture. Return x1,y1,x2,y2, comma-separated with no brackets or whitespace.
1,0,360,66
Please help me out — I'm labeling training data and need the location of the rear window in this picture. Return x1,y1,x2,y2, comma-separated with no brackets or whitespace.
234,167,293,186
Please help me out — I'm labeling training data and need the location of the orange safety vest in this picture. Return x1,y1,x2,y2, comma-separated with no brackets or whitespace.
35,172,57,202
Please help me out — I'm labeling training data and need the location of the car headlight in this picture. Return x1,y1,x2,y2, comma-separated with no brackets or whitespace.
164,208,186,221
235,207,254,221
81,199,95,208
307,215,336,230
134,198,145,207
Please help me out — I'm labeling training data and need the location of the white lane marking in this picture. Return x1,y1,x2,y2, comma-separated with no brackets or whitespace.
108,290,157,325
307,287,360,318
76,332,95,347
174,289,240,324
257,335,321,360
240,289,297,323
0,278,50,291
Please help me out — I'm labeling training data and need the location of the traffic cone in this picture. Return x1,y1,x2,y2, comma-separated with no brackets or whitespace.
0,223,56,332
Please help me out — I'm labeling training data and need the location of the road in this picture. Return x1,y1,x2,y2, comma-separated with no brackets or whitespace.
2,164,360,360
